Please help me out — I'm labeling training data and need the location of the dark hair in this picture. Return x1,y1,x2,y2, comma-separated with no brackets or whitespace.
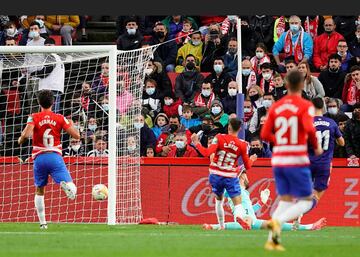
191,31,202,37
44,37,56,45
286,70,304,92
169,115,180,122
350,65,360,73
37,90,54,109
284,55,297,65
337,114,350,123
182,105,193,113
185,54,196,60
250,136,263,144
255,42,268,53
328,53,341,62
312,97,324,109
213,57,224,64
145,78,157,87
124,17,138,26
337,39,347,45
260,62,272,70
29,21,40,28
229,118,242,132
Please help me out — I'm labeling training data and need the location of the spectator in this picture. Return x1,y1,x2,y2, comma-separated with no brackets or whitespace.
180,105,201,129
318,54,346,99
313,18,344,71
44,15,79,45
116,80,134,116
334,113,350,158
342,65,360,112
271,72,287,101
192,82,217,119
116,17,143,50
1,21,22,45
284,56,298,74
324,98,346,123
247,85,264,109
337,39,354,73
144,59,172,98
62,138,86,157
87,137,109,157
152,113,169,139
298,60,326,99
80,82,96,115
162,91,182,118
248,15,274,53
167,132,199,157
250,42,271,75
142,79,161,120
334,16,357,42
241,59,257,94
302,15,325,40
273,16,290,43
26,21,45,46
134,114,157,156
243,99,255,129
92,62,109,99
210,99,229,127
222,38,239,79
349,25,360,59
343,102,360,158
175,19,193,47
174,54,204,104
161,15,198,40
249,93,274,134
204,57,233,98
221,81,238,115
272,15,313,69
247,115,267,141
150,22,177,72
126,135,139,157
94,95,109,131
146,146,155,157
201,23,227,72
188,116,215,147
18,15,48,45
116,16,146,37
4,37,17,46
249,137,272,158
175,31,203,73
257,62,275,94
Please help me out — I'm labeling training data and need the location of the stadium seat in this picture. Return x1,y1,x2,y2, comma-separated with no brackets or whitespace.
49,35,62,46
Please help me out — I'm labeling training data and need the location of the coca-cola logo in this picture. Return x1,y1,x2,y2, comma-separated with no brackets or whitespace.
181,176,279,218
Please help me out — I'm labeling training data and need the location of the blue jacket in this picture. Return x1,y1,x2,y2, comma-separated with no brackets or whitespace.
223,52,238,79
272,30,313,60
152,125,164,139
180,117,201,129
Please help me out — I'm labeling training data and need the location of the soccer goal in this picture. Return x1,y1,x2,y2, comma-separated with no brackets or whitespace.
0,45,156,225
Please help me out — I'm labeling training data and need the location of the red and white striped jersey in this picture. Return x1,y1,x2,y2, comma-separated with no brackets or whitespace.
195,134,253,178
260,94,319,167
27,110,71,159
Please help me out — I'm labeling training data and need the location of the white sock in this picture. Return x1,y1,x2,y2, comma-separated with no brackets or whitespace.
35,195,46,225
215,199,225,228
277,200,313,224
233,204,247,219
272,201,294,222
67,182,77,197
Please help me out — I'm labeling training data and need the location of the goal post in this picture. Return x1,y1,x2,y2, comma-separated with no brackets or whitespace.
0,45,156,225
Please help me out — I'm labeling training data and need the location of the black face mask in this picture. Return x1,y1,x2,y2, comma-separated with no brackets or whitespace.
201,124,212,133
169,124,179,133
186,62,195,71
249,147,262,156
249,94,260,102
155,31,165,39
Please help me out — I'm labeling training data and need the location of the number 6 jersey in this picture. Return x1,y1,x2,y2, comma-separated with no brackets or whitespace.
27,110,71,159
260,94,319,167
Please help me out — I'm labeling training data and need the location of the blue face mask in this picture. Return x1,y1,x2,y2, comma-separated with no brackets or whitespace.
214,64,223,74
242,69,251,76
175,140,185,149
290,24,300,33
28,30,40,39
88,124,97,131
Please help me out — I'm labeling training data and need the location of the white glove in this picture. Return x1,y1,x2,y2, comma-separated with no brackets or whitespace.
260,189,270,204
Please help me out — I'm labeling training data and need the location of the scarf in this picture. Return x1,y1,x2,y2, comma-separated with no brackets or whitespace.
244,110,254,122
250,55,271,74
259,76,275,93
347,81,360,105
81,95,90,111
284,28,304,63
275,16,286,40
194,92,216,108
100,74,109,86
246,71,257,90
304,16,319,39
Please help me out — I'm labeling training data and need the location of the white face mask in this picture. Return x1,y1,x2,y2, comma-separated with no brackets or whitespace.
144,68,153,75
212,106,222,115
262,72,272,80
28,31,40,39
262,99,273,109
102,104,109,111
328,107,338,115
202,89,211,97
71,145,81,152
214,64,223,74
128,145,136,151
175,140,185,149
164,99,174,106
127,28,136,35
192,40,201,46
88,124,97,131
134,122,144,129
228,88,237,96
244,107,252,113
146,88,155,95
256,52,264,59
6,28,17,37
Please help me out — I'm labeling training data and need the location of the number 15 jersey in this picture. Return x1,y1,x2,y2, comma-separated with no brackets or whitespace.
260,94,319,167
27,110,71,159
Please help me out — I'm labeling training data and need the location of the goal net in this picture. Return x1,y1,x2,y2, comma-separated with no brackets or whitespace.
0,45,156,224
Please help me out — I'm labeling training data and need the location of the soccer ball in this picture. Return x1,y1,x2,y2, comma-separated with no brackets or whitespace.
92,184,108,200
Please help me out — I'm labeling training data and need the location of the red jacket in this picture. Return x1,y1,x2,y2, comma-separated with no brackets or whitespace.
155,127,192,153
163,98,182,117
342,78,360,105
313,32,344,69
167,145,199,157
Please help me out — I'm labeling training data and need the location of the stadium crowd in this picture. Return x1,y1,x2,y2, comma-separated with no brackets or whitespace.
0,15,359,161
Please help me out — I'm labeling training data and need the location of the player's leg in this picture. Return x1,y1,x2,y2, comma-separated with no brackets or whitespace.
33,155,49,229
209,174,225,229
49,153,77,200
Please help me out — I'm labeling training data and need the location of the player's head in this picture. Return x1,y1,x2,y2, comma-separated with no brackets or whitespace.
37,90,54,109
228,118,242,134
285,70,304,93
312,97,325,111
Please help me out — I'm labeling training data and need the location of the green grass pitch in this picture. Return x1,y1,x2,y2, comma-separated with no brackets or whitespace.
0,223,359,257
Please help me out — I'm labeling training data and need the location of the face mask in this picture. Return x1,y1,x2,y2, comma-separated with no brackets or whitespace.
202,89,211,97
144,68,153,75
164,99,173,106
250,94,260,102
244,107,252,113
329,67,339,73
186,62,195,71
211,106,222,115
242,69,251,76
192,40,201,46
201,124,211,132
146,88,155,95
328,107,338,115
35,19,45,28
28,31,40,39
214,64,223,74
250,147,262,156
6,28,17,37
127,28,136,35
71,145,81,152
356,20,360,26
337,51,346,57
134,122,144,129
262,99,273,108
88,124,97,131
102,104,109,111
128,145,136,152
290,24,300,33
175,140,185,149
155,31,165,38
228,47,237,54
169,124,178,133
228,88,237,96
262,72,272,80
256,52,264,59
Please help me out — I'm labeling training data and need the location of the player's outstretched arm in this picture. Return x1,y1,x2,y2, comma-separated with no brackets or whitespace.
191,133,218,157
65,125,81,140
18,124,34,145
